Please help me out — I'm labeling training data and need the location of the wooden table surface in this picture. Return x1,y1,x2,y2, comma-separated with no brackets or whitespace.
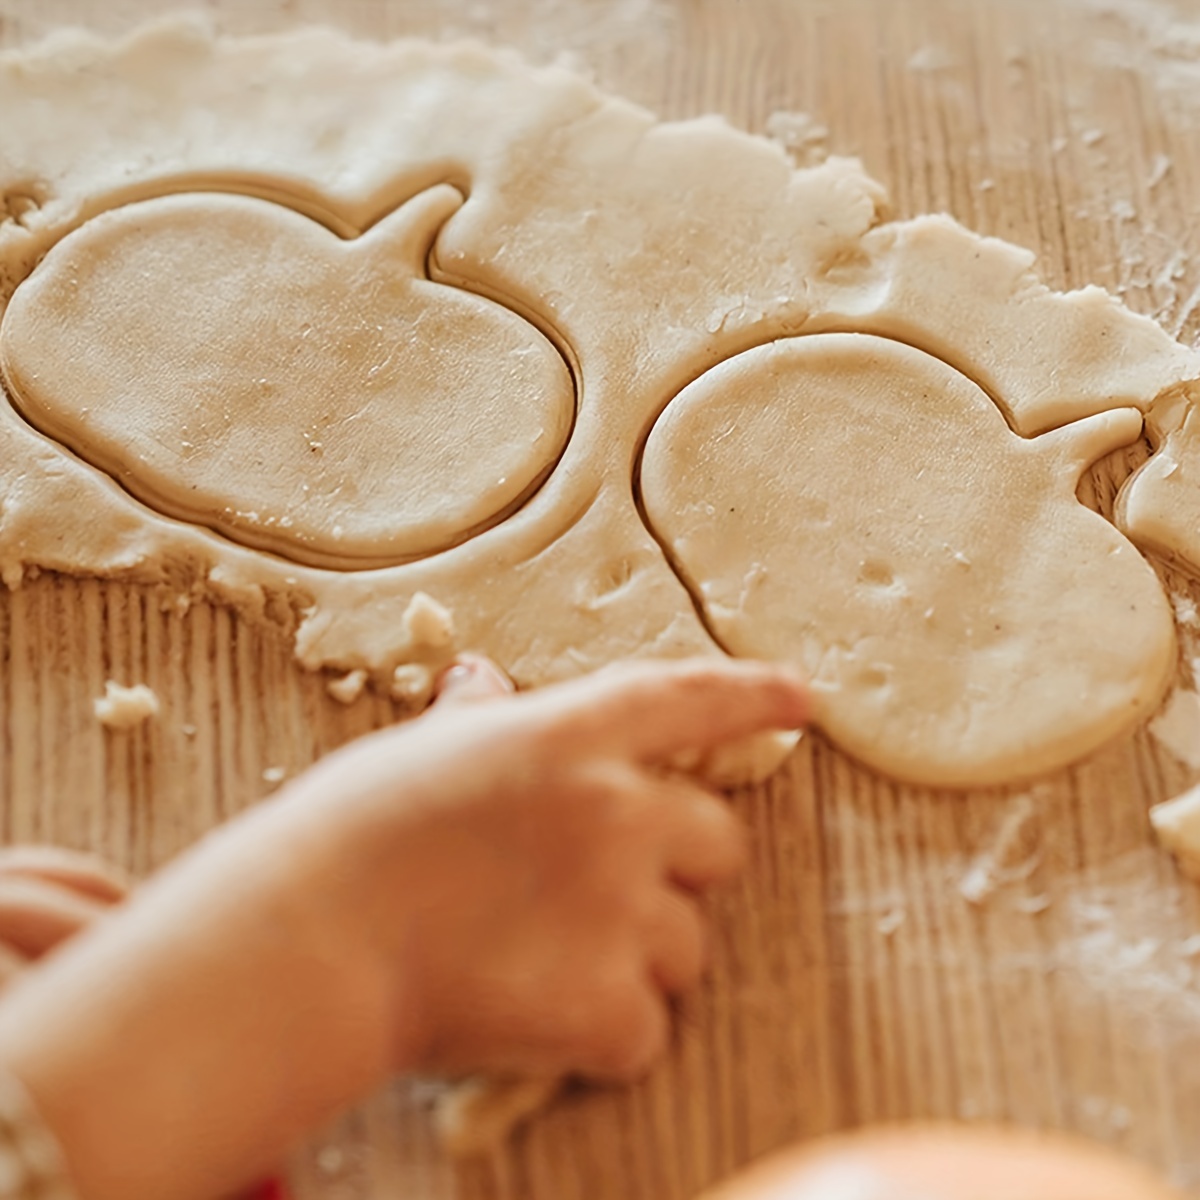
2,0,1200,1196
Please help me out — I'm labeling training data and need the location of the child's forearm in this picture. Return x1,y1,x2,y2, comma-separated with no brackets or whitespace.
0,813,407,1200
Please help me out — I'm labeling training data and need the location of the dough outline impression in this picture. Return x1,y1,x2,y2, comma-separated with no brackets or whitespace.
0,22,1193,789
638,333,1175,787
0,180,580,572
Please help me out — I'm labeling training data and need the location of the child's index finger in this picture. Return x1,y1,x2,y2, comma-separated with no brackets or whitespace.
547,657,810,763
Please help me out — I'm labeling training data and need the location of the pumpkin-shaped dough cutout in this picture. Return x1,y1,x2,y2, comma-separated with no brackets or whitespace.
640,333,1175,788
0,185,575,570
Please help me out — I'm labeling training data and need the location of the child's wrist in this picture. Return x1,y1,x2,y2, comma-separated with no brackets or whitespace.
234,808,431,1073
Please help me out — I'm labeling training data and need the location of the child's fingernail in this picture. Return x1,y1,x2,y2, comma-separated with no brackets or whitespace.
443,663,476,687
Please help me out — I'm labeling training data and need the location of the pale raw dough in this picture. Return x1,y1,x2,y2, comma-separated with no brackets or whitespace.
1,187,574,570
1117,385,1200,571
401,592,456,653
641,335,1174,786
390,663,436,708
0,19,1195,785
1150,784,1200,880
1147,688,1200,770
434,1076,560,1157
669,730,804,789
327,669,368,706
93,681,159,730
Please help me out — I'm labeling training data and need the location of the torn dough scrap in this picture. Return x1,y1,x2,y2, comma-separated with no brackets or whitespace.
326,669,368,705
390,663,435,707
93,681,159,730
1150,785,1200,880
1147,688,1200,770
434,1076,560,1158
402,591,456,654
324,593,455,707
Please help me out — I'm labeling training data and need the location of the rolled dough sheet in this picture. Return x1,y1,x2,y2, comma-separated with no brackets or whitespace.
0,19,1193,786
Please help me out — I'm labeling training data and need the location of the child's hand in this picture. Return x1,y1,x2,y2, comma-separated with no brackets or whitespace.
0,656,808,1200
0,846,128,985
276,655,809,1082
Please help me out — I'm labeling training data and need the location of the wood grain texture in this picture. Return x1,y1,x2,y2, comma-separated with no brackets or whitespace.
1,0,1200,1196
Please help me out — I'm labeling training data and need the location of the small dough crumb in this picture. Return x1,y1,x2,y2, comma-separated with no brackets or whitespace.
434,1076,559,1157
1148,153,1172,189
1151,785,1200,880
959,863,996,906
391,662,435,708
763,110,828,167
327,668,368,705
262,766,287,784
1148,689,1200,769
403,592,455,651
705,728,803,788
958,795,1039,905
1171,593,1200,630
93,681,159,729
668,728,801,787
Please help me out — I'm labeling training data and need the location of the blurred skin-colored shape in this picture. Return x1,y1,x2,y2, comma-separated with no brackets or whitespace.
698,1124,1183,1200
